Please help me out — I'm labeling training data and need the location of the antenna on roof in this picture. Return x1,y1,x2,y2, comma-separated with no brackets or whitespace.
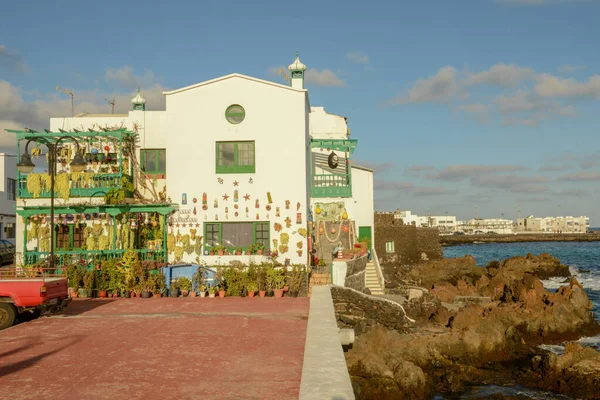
56,85,75,117
105,98,115,114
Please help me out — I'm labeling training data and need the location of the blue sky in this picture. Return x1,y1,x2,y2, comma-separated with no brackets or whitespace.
1,0,599,224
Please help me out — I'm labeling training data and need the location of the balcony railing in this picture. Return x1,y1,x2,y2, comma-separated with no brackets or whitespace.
18,173,134,199
311,173,352,198
23,248,167,268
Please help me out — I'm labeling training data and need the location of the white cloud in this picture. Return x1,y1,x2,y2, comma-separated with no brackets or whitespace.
425,164,528,181
0,45,28,73
558,64,586,73
305,68,345,87
534,73,600,98
494,90,578,126
345,52,370,64
392,66,461,104
557,171,600,181
105,65,158,89
464,64,533,87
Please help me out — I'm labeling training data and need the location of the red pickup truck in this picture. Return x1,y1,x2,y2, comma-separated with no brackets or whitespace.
0,268,71,330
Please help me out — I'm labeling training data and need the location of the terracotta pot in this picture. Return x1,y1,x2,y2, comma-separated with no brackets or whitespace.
190,291,197,298
113,293,119,298
99,290,107,298
246,251,252,255
259,290,266,298
248,291,255,298
218,250,224,256
257,250,263,255
219,290,226,298
71,292,78,298
274,289,284,298
283,286,289,292
154,293,162,298
210,252,215,256
181,290,189,297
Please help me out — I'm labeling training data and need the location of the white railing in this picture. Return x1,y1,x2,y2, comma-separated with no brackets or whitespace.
371,248,385,290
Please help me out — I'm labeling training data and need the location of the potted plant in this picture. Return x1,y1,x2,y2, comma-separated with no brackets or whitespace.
170,280,180,297
256,243,265,256
235,247,243,256
209,247,216,256
257,266,267,298
218,284,226,298
141,277,153,298
81,270,95,298
133,285,143,298
208,285,217,298
215,245,225,256
198,283,207,298
247,244,255,255
246,282,258,298
266,266,286,298
152,272,166,298
179,277,192,297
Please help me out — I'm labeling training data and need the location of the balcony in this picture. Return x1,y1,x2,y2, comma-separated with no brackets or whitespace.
311,173,352,198
18,173,134,199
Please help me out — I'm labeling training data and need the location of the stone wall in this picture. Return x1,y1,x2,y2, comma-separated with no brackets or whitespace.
344,254,367,291
331,286,414,335
374,213,443,266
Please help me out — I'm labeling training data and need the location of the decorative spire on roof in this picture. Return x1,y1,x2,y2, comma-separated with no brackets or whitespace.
288,51,307,72
131,87,146,111
288,51,306,90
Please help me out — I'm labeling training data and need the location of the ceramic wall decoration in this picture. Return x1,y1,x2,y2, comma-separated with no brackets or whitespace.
296,202,301,211
202,192,207,206
202,205,208,211
296,213,302,225
244,193,250,201
285,200,290,210
267,192,273,204
234,190,239,202
248,177,253,184
214,199,218,208
284,217,292,228
343,224,349,232
266,213,270,219
222,193,229,201
274,223,282,232
235,212,239,217
266,205,271,211
215,214,219,221
225,207,229,214
233,180,239,187
182,193,187,205
193,197,197,203
276,207,280,217
217,177,224,184
193,206,197,215
255,199,260,208
234,204,238,209
256,213,260,220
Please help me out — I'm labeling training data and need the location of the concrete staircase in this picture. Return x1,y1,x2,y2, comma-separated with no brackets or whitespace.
365,261,384,295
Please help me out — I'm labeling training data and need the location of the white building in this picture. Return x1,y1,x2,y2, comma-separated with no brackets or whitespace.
517,215,589,233
9,54,376,268
457,218,515,234
0,153,16,244
392,210,457,232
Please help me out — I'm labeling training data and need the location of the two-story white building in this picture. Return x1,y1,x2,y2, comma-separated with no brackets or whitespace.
0,153,17,245
9,54,375,268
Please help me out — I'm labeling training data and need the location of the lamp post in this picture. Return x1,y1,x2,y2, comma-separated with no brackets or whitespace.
17,136,86,269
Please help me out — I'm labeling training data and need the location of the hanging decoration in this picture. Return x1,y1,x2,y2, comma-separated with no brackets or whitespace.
233,180,239,187
285,200,290,210
297,202,301,211
214,199,219,208
328,152,339,169
255,199,260,208
267,192,273,204
273,239,278,249
296,213,302,225
276,207,280,217
203,204,208,211
248,177,253,184
298,228,307,237
244,193,251,201
343,224,349,233
319,225,324,235
182,193,187,205
225,207,229,214
202,192,208,207
284,217,292,228
217,177,224,184
193,197,197,203
235,212,239,217
266,205,271,211
274,223,282,232
256,213,260,220
234,190,239,202
234,204,238,209
315,205,322,215
245,206,249,218
193,206,197,215
342,211,348,220
215,214,219,220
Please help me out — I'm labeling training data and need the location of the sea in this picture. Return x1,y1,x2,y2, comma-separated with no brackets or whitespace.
435,241,600,399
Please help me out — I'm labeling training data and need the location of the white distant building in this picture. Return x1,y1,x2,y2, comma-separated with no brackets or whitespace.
517,216,589,233
457,218,515,234
0,153,16,245
392,210,457,232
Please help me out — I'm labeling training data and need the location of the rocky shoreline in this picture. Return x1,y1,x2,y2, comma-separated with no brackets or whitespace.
342,254,600,399
440,233,600,246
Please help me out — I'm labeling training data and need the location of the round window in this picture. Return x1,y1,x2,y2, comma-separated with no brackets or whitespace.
225,104,245,124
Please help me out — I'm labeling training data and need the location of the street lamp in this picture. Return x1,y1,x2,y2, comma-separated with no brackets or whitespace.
17,136,86,269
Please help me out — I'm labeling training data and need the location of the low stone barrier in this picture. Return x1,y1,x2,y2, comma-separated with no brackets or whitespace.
332,254,368,292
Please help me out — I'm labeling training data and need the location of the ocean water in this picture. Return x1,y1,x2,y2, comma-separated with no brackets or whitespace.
437,241,600,399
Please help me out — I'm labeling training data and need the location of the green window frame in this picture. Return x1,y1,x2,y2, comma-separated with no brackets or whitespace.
216,141,255,174
140,149,166,176
54,224,85,251
225,104,245,124
385,241,394,253
203,222,269,251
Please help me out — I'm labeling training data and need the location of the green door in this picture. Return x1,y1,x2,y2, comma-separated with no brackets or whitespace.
358,226,372,249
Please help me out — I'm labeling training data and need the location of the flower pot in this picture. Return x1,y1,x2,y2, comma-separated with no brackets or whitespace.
190,291,197,298
199,291,206,298
209,293,216,298
257,250,263,255
113,293,119,298
141,291,151,299
259,290,266,298
99,290,108,298
246,251,252,255
170,289,179,297
79,289,89,298
283,286,289,292
248,291,255,298
154,293,162,298
181,290,189,297
274,289,284,298
121,291,130,298
209,252,215,256
218,290,226,298
218,250,224,256
71,291,79,298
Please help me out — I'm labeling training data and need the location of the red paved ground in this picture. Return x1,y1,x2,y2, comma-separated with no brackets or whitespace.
0,297,310,400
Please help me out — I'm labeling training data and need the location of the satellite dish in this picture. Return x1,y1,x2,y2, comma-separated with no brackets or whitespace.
328,152,339,169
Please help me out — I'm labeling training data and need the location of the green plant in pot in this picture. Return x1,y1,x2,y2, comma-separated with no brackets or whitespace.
81,270,96,298
256,243,265,255
178,277,192,297
215,245,225,256
246,282,258,298
257,265,267,298
208,285,217,298
152,272,166,297
266,266,286,298
247,244,256,255
198,283,207,298
170,279,180,297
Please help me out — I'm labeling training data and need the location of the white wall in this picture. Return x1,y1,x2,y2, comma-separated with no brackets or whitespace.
164,75,310,265
310,107,348,139
0,153,16,244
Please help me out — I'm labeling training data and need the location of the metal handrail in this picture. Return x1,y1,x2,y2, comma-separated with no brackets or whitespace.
371,248,385,290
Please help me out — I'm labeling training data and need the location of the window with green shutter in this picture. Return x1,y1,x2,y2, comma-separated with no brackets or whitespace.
203,222,269,251
216,141,255,174
140,149,166,177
